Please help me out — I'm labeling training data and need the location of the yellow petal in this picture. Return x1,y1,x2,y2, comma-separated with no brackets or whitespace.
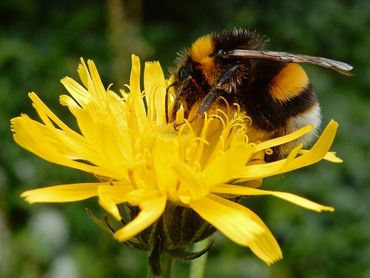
299,150,343,163
280,120,338,172
114,195,166,241
11,116,112,177
253,125,313,153
70,109,130,178
241,207,282,265
87,59,106,101
27,93,95,157
98,184,133,220
203,144,254,186
130,55,141,95
29,92,73,132
172,161,208,202
144,61,167,125
77,58,89,88
240,120,338,180
21,183,101,204
204,192,282,264
152,136,180,193
60,76,90,107
238,157,293,181
127,55,147,133
189,194,264,246
59,94,81,112
211,184,334,212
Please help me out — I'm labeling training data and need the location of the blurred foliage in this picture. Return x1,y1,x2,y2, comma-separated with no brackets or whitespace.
1,0,369,277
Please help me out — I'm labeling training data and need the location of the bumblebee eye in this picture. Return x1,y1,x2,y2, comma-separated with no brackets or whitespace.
178,61,194,80
178,66,187,80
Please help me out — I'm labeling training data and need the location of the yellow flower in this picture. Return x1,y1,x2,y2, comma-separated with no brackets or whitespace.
12,55,340,265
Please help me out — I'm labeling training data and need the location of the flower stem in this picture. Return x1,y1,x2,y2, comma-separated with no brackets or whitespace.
189,238,210,278
147,250,174,278
147,220,174,278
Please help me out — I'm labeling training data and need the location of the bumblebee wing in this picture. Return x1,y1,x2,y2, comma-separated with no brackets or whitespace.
227,50,353,76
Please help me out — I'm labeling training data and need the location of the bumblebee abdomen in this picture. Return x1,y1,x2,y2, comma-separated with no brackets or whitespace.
269,63,309,102
245,61,318,131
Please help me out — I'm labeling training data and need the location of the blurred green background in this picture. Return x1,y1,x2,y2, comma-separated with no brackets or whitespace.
1,0,369,277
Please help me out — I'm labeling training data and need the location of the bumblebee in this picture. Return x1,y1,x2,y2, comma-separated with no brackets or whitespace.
170,28,352,160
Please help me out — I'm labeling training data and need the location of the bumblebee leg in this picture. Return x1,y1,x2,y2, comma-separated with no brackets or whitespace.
198,88,223,115
171,76,203,121
165,81,178,123
198,65,243,114
171,77,192,121
217,65,240,86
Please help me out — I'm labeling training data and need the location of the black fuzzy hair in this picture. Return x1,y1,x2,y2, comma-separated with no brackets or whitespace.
213,28,269,52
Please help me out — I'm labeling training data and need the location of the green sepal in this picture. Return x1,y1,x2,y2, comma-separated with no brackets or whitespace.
86,208,149,252
125,237,150,252
85,208,114,234
167,240,214,261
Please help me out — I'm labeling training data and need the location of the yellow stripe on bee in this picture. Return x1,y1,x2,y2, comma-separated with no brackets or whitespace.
269,63,309,102
190,35,214,62
190,35,218,85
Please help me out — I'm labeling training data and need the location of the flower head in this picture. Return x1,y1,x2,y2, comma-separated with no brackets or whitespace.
12,55,340,265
